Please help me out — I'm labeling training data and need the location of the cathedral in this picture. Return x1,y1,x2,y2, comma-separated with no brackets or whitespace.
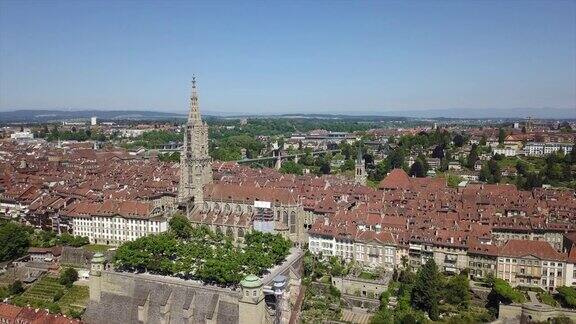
178,78,308,245
178,76,213,209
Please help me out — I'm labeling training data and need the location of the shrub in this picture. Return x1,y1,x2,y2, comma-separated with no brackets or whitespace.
59,268,79,288
557,286,576,309
537,291,558,307
9,280,24,295
53,289,64,302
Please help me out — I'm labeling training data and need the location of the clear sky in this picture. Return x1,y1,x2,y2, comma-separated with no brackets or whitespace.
0,0,575,115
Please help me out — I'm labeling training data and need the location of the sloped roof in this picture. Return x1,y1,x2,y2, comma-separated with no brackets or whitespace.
378,169,411,190
499,239,566,261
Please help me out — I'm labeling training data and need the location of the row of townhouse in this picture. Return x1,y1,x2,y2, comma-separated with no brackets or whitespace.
523,142,573,157
308,222,398,271
309,223,576,292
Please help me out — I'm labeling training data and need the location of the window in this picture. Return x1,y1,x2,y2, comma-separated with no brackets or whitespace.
290,211,296,234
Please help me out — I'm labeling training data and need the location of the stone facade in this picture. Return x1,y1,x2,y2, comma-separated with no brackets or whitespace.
499,303,576,323
331,275,391,300
179,77,213,208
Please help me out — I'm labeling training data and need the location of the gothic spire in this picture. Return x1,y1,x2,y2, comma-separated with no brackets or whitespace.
356,143,363,163
188,75,202,123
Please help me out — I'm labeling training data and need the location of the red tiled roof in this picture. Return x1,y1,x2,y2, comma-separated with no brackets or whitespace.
500,239,566,261
378,169,411,190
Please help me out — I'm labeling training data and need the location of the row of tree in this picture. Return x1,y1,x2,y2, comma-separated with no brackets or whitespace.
0,221,89,262
114,215,291,286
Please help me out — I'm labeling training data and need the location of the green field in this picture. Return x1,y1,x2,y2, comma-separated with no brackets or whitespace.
11,276,89,315
84,244,113,253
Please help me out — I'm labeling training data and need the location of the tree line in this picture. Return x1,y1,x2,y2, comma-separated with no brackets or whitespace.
0,221,89,262
113,215,291,286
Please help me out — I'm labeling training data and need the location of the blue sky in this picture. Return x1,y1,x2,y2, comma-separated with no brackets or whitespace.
0,0,575,114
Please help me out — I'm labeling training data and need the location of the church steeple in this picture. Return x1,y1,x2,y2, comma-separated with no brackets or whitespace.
355,143,367,186
179,77,213,209
188,75,202,124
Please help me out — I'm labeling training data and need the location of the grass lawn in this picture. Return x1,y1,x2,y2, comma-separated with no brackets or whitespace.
537,291,558,307
84,244,113,253
358,271,379,280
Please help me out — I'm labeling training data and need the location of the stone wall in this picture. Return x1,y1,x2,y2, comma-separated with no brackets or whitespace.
499,303,576,323
331,276,390,300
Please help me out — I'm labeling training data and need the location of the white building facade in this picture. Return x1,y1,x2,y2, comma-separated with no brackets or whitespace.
70,214,167,245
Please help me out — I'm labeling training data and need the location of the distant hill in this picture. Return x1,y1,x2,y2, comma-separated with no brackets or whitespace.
364,108,576,119
0,110,186,123
1,107,574,123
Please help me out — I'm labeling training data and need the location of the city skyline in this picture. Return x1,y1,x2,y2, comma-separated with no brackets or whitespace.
0,1,575,115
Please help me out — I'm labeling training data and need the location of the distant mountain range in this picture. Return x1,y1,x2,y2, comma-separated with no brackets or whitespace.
0,107,574,123
0,110,186,123
359,108,576,119
210,107,576,119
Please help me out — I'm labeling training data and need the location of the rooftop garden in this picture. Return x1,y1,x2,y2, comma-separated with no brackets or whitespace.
113,215,291,286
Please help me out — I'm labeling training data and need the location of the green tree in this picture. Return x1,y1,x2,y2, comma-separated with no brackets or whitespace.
479,136,487,146
53,289,64,302
453,134,465,147
409,159,426,178
525,173,542,189
280,160,304,175
445,274,471,308
411,259,441,320
466,144,479,169
169,214,192,239
487,278,525,311
340,159,355,172
58,233,89,247
479,164,491,182
498,128,506,144
432,145,445,159
388,149,405,169
9,280,24,295
0,222,30,262
59,267,79,288
319,160,331,174
488,159,502,183
569,145,576,164
557,286,576,309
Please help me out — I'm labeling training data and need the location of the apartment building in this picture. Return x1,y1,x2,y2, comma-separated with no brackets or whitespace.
63,200,167,245
496,240,568,291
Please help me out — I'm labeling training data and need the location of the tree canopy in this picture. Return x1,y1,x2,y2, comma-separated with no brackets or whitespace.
114,222,291,286
411,258,441,320
59,267,79,288
557,286,576,309
0,222,31,262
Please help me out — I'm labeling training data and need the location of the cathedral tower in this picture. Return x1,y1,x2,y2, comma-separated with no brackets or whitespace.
179,77,212,209
355,145,367,185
